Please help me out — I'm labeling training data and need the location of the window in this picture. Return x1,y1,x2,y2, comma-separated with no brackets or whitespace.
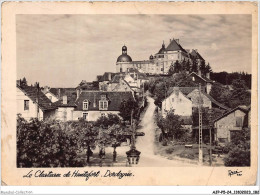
24,100,29,110
83,112,88,120
99,101,108,110
83,100,89,110
236,117,243,127
101,113,105,118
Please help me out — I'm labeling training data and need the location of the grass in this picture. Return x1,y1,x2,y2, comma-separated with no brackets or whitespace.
154,141,225,166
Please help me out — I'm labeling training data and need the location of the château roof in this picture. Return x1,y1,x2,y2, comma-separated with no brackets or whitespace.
166,39,187,53
190,49,205,61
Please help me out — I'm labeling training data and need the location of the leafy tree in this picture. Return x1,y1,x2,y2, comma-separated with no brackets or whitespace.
17,115,85,167
119,97,139,121
228,79,251,108
190,57,198,73
199,60,206,76
157,110,184,141
173,60,182,73
224,128,250,166
210,82,231,107
168,62,175,76
95,113,121,128
184,59,192,72
205,63,212,73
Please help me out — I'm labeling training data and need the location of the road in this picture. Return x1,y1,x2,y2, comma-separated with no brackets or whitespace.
106,96,197,167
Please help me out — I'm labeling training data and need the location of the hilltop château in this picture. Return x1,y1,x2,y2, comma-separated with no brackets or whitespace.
116,38,205,75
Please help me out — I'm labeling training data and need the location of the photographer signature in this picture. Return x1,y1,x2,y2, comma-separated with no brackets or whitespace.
228,170,242,177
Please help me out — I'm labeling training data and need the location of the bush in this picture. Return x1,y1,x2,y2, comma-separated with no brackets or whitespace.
224,128,250,166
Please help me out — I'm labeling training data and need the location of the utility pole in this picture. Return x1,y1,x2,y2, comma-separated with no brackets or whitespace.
36,82,40,120
208,109,213,166
198,83,203,165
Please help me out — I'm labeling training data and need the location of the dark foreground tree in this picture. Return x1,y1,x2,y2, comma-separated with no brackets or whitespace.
17,115,85,167
119,98,139,121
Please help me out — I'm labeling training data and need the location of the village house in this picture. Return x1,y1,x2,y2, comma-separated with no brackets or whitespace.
161,86,192,118
17,82,56,120
52,95,77,121
213,105,250,144
73,91,134,121
189,72,213,94
187,88,229,111
42,87,77,103
107,74,135,93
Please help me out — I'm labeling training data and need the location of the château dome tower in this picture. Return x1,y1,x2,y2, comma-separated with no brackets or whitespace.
116,45,133,72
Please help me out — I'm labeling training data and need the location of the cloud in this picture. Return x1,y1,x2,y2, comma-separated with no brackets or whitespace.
16,14,252,87
210,43,218,51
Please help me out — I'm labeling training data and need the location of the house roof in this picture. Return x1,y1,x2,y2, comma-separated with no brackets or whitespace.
77,81,99,90
17,85,56,111
189,72,214,83
167,86,206,96
110,75,124,84
49,88,76,98
213,105,249,123
186,88,229,110
166,39,187,53
202,92,229,110
190,49,205,61
99,72,118,82
74,91,134,111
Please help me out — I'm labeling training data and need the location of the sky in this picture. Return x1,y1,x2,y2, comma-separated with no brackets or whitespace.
17,14,252,87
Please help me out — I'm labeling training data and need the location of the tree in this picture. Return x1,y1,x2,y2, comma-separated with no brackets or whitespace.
210,82,231,107
205,63,212,73
17,115,85,167
168,62,175,76
95,113,121,128
70,119,99,163
228,79,251,108
173,60,182,73
157,110,184,141
190,57,198,73
224,128,250,166
199,60,206,76
119,98,139,121
184,59,192,72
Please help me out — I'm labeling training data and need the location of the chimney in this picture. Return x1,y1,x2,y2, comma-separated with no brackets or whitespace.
108,73,112,81
62,95,67,105
173,86,179,96
206,72,210,79
176,39,179,44
198,70,202,77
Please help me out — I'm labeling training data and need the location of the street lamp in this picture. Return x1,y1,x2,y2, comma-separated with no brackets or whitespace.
126,110,141,165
